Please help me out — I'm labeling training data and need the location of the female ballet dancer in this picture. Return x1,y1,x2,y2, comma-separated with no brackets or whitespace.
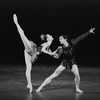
13,14,54,93
36,28,95,93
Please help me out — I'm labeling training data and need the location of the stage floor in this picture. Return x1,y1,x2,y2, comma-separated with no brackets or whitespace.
0,65,100,100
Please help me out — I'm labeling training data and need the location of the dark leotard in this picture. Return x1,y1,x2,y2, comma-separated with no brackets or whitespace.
56,31,91,69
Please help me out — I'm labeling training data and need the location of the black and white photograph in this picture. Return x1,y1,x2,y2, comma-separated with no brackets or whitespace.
0,0,100,100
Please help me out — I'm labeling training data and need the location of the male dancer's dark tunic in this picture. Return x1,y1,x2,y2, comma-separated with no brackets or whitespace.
56,31,91,69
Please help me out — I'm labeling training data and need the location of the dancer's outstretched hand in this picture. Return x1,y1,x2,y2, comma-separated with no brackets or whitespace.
13,14,18,24
90,28,95,34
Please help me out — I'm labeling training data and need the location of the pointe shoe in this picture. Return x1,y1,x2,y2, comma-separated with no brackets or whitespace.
13,14,18,24
27,84,33,93
29,87,33,93
27,84,30,89
76,88,83,93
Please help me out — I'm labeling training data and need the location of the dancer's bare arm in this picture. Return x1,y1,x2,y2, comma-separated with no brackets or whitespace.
41,43,53,55
51,46,63,59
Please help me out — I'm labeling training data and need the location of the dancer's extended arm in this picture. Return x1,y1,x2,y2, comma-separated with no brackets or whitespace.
41,43,53,55
71,28,95,46
51,46,63,59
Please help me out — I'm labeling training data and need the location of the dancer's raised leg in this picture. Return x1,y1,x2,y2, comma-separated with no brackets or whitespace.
13,14,34,50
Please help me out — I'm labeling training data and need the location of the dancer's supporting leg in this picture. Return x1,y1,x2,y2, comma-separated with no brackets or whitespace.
13,14,33,93
71,64,83,93
24,49,33,93
36,65,65,92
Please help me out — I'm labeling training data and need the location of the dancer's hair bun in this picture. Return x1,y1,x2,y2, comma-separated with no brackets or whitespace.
40,34,46,41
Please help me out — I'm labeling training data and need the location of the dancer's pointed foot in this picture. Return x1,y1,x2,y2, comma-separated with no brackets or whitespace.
29,87,33,93
27,84,33,93
13,14,18,24
76,88,83,93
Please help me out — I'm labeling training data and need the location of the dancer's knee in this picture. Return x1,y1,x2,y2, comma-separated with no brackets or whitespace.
71,65,80,77
75,74,80,80
54,71,61,77
74,71,80,81
53,65,65,77
25,68,32,75
50,71,61,79
45,77,52,84
72,65,79,73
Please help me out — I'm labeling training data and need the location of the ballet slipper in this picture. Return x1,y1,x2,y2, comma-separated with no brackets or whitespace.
27,84,33,93
76,88,83,93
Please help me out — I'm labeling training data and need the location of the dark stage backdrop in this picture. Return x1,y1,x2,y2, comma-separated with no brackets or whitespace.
0,0,99,66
